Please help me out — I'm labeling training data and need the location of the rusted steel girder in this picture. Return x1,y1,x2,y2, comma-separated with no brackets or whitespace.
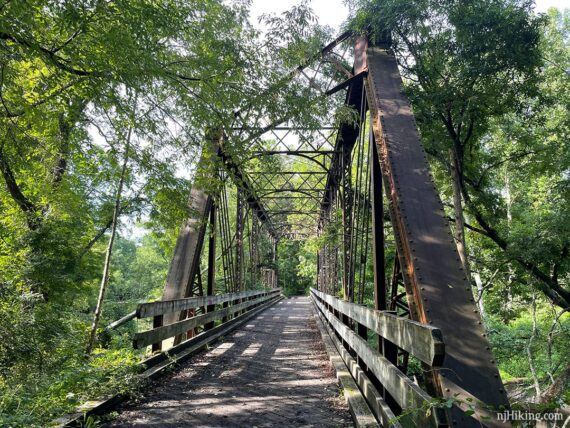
318,37,368,231
365,45,509,426
316,37,369,302
157,131,280,349
205,202,217,331
159,135,217,332
235,188,245,293
217,143,279,239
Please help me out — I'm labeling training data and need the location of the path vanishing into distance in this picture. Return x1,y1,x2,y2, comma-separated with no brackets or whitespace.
105,297,352,427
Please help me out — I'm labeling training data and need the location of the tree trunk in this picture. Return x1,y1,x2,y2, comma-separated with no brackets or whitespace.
473,271,486,318
450,149,471,278
0,143,40,229
504,167,514,311
85,128,131,355
527,291,541,399
52,98,87,187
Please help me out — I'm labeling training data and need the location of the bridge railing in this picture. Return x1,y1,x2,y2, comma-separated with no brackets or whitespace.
133,288,281,350
310,287,447,427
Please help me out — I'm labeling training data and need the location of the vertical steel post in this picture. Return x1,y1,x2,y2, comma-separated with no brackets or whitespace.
341,144,353,301
235,188,244,293
205,201,217,330
234,188,244,315
272,238,278,288
370,130,387,312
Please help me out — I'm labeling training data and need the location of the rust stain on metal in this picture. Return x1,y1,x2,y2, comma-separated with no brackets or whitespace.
365,46,509,427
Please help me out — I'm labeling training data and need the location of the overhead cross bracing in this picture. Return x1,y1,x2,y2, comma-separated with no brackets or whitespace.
115,31,514,428
225,32,356,238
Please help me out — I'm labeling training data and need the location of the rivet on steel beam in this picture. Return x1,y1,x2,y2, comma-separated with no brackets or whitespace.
499,389,504,393
491,360,495,363
486,346,490,350
421,287,425,290
445,388,450,392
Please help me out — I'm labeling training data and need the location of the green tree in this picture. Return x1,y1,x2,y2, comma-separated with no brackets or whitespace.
349,0,570,309
0,1,336,424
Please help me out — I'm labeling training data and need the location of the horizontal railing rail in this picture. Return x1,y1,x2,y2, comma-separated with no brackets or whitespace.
136,288,280,318
310,288,446,427
133,288,281,349
311,288,445,366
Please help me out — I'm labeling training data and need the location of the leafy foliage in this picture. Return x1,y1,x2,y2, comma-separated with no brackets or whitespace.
0,1,334,425
0,0,568,423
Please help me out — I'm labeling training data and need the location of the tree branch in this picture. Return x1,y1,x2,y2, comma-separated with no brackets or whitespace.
446,215,490,236
474,150,537,189
77,217,113,263
0,144,39,229
0,31,92,77
459,175,570,309
0,78,85,118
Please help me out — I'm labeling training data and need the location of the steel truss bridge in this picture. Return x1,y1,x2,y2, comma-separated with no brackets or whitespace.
65,34,511,428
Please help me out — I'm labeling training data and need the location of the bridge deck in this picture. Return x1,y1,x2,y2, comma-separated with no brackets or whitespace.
106,297,352,427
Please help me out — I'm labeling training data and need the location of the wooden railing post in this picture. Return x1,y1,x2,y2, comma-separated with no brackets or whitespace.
356,304,368,372
151,315,163,352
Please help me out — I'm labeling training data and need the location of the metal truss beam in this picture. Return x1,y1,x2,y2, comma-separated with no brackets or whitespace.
365,45,509,426
216,141,279,239
318,37,368,230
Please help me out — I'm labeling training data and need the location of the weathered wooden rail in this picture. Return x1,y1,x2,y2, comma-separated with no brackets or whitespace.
311,288,447,427
134,288,281,349
54,289,282,427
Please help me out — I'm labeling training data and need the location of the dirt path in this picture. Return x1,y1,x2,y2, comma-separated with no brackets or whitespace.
105,296,353,427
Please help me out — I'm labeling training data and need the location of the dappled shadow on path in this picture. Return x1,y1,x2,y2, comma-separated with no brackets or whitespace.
105,297,352,427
